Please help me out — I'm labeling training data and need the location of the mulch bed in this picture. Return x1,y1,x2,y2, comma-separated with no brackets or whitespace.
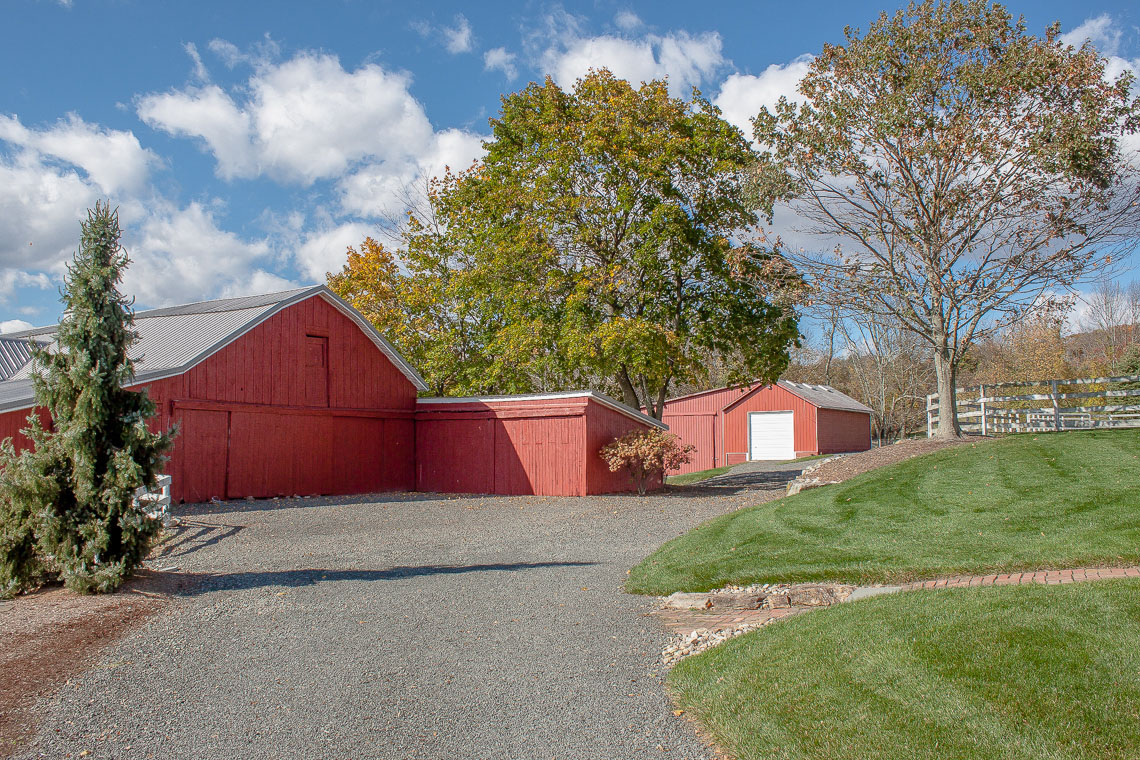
807,436,987,484
0,570,180,758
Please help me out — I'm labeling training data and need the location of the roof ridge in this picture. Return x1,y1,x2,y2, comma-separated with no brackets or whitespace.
2,285,322,336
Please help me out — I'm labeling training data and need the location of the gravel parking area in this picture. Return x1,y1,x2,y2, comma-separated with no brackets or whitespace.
11,488,759,760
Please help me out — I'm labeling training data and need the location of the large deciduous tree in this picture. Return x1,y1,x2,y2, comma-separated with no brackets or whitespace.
751,0,1140,436
400,69,800,416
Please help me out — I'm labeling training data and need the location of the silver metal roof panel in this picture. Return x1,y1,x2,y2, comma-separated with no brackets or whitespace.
779,381,873,413
0,285,428,413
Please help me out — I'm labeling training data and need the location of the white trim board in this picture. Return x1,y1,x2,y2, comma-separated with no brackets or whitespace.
418,390,668,430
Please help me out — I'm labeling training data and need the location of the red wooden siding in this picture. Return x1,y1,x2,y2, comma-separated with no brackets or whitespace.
0,407,46,452
180,297,415,411
659,413,717,474
416,398,589,496
724,384,819,461
172,407,228,503
417,396,651,496
584,399,659,494
815,408,871,454
652,384,757,474
0,294,420,503
660,382,872,471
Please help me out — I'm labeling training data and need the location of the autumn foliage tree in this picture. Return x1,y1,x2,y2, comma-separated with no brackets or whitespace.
751,0,1140,436
600,429,694,496
331,69,801,412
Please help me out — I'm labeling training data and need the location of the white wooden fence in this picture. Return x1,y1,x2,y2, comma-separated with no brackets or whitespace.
134,474,173,524
926,374,1140,436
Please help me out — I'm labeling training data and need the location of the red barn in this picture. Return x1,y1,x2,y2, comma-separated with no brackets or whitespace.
657,381,872,475
0,288,660,500
415,392,666,496
0,287,426,503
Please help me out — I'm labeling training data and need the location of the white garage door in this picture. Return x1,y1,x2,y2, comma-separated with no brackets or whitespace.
749,411,796,461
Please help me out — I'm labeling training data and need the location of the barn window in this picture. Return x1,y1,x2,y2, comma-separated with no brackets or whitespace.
305,334,329,407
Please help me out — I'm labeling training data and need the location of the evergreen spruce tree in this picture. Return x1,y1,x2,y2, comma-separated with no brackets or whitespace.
0,202,173,595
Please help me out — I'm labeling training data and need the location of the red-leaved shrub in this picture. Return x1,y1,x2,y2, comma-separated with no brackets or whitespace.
600,429,694,495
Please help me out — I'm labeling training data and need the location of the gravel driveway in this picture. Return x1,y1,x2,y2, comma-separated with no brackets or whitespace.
14,485,768,760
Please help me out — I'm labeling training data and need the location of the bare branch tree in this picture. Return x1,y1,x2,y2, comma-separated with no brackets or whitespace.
750,1,1140,436
1082,277,1130,373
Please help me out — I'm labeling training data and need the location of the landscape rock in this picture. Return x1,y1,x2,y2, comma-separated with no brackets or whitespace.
707,592,766,610
661,592,714,610
786,584,854,606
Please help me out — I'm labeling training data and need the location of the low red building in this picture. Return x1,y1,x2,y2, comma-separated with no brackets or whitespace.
0,288,660,500
415,392,666,496
658,381,872,474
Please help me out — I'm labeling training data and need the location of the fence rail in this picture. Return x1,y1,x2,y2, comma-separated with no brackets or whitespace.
134,474,173,524
926,374,1140,436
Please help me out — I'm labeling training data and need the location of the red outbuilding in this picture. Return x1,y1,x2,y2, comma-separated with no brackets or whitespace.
415,392,666,496
0,287,660,501
657,381,872,475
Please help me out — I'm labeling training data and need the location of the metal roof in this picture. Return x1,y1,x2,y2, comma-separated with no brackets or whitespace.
418,390,668,430
0,337,39,381
0,285,428,413
663,379,873,415
777,381,873,413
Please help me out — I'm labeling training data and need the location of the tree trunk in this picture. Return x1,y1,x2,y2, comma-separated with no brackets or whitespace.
933,349,962,438
616,368,641,411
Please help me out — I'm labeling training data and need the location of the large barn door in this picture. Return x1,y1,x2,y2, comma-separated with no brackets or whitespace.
173,408,230,502
749,411,796,461
304,335,329,407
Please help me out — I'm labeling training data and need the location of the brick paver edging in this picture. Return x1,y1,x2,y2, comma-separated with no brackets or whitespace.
901,566,1140,590
653,566,1140,636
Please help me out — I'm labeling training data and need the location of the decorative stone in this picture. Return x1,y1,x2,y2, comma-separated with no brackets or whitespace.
786,584,854,606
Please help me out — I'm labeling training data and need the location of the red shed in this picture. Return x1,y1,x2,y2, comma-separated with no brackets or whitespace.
0,286,427,502
415,391,665,496
658,381,872,474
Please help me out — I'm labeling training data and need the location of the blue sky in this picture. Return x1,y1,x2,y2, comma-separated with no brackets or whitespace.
2,0,1138,331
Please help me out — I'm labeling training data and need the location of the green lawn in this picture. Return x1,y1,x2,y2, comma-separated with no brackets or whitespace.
670,581,1140,760
666,465,732,486
630,429,1140,594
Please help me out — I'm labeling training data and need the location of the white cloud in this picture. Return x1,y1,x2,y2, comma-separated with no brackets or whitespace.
0,319,33,334
484,47,518,80
444,15,474,54
138,51,437,186
137,85,254,178
207,35,281,69
614,11,642,32
184,42,209,83
123,202,288,306
0,115,156,284
337,127,485,218
1061,14,1123,56
413,15,475,55
713,55,813,137
0,268,53,303
0,113,156,195
543,29,725,95
294,222,376,282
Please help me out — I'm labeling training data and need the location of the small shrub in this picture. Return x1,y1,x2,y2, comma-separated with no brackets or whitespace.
600,429,694,495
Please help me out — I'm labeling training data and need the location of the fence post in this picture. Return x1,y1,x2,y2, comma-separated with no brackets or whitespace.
926,393,935,438
1051,380,1061,431
979,384,987,437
